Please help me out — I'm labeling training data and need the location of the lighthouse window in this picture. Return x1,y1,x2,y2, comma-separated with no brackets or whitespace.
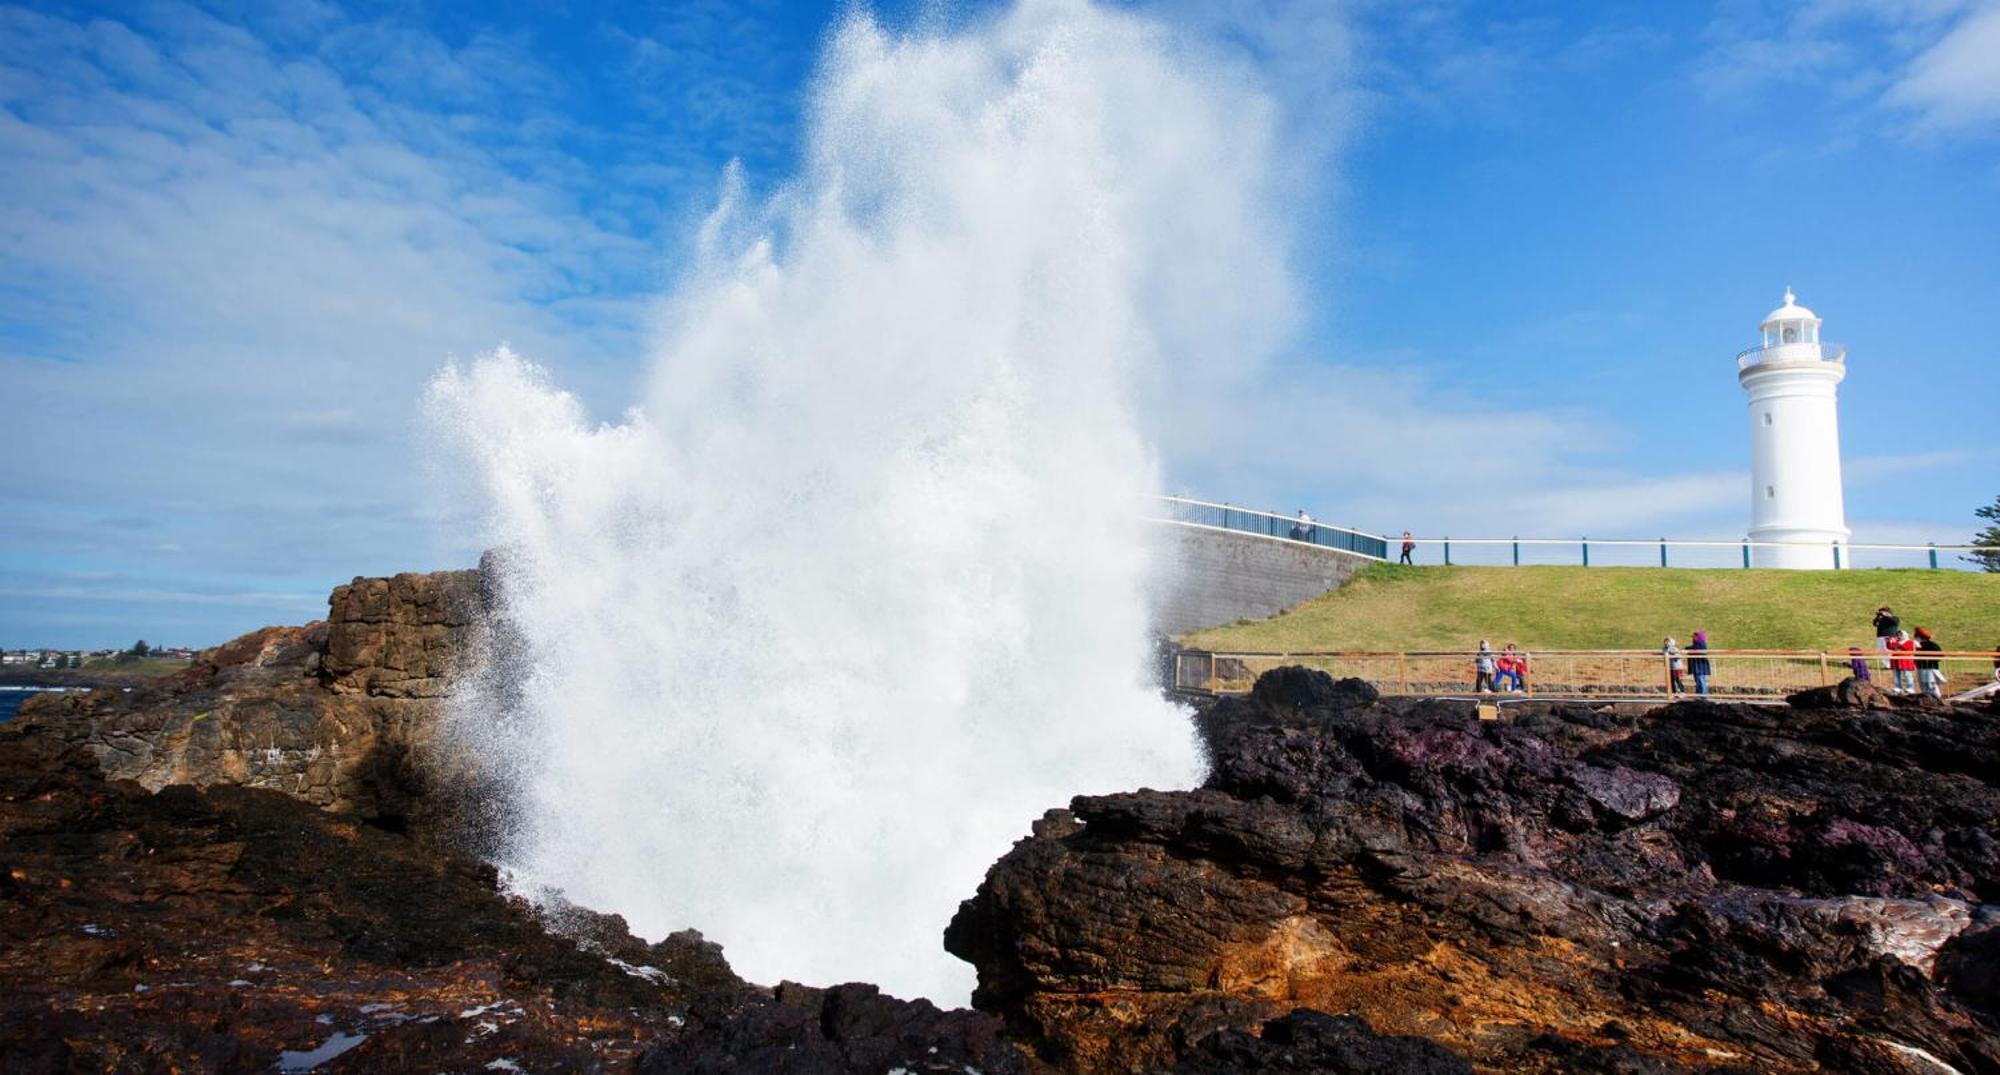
1782,325,1798,343
1763,412,1773,426
1766,485,1776,499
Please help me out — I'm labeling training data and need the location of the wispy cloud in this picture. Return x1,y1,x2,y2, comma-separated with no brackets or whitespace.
1883,3,2000,129
0,1,784,645
1693,0,2000,137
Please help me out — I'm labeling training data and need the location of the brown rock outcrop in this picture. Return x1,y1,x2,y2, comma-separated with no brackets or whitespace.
324,570,481,698
12,570,483,822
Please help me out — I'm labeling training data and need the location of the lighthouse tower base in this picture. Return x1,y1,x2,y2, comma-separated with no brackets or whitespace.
1750,526,1849,570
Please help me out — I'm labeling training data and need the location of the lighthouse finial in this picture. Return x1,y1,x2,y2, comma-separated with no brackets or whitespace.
1784,286,1796,306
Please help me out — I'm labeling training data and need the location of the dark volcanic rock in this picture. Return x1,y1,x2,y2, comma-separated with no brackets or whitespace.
636,981,1029,1074
1174,1010,1471,1074
0,728,1025,1074
948,667,2000,1073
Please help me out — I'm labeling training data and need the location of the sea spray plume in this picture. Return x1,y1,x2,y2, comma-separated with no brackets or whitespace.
427,0,1292,1002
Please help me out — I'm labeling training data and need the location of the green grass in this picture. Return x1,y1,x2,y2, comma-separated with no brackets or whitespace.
1182,564,2000,653
77,656,193,680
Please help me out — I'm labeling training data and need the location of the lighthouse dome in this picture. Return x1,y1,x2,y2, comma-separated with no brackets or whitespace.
1761,287,1819,327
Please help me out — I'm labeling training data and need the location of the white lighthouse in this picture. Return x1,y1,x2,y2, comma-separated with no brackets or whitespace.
1738,288,1849,569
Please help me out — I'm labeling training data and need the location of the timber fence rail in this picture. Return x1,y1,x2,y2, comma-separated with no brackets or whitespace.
1153,495,2000,571
1174,648,2000,701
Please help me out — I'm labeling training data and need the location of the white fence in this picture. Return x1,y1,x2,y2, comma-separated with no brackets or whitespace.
1155,496,1998,572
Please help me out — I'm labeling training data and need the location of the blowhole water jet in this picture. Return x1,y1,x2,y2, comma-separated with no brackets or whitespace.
427,0,1291,1002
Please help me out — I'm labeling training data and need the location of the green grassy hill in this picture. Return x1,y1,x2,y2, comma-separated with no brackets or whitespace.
1183,564,2000,654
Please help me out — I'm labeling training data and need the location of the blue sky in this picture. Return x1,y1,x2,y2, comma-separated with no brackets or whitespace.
2,0,1996,648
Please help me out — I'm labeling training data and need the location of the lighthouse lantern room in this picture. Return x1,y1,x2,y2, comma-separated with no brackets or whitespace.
1738,288,1850,569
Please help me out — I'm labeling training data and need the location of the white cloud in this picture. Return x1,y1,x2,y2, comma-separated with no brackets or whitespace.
1694,0,2000,135
1884,3,2000,127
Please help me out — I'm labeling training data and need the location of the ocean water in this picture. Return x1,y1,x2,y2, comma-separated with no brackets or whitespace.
0,687,55,722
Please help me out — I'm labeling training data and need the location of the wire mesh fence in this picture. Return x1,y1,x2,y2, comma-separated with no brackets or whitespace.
1174,649,2000,701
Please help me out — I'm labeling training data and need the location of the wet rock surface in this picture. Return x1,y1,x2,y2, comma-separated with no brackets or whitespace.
0,729,1023,1074
947,670,2000,1073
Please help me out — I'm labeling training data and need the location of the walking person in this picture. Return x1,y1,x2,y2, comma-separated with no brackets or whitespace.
1873,606,1900,671
1914,627,1945,699
1474,640,1497,693
1399,531,1416,565
1688,631,1712,696
1664,636,1686,694
1888,629,1917,694
1289,510,1310,542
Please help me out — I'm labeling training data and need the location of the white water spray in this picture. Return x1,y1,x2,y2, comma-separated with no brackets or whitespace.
428,0,1290,1002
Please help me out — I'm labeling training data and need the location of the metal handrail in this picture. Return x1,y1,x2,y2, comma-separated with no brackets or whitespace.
1400,537,1996,552
1155,495,1389,559
1737,341,1845,369
1151,496,1998,568
1202,648,2000,659
1156,495,1386,542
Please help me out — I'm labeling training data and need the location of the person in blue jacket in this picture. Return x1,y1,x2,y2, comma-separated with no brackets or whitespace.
1688,631,1712,695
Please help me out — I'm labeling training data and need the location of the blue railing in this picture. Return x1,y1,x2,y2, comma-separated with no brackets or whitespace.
1155,496,1389,559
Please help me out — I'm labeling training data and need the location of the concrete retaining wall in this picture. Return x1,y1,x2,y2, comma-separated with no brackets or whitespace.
1150,523,1376,637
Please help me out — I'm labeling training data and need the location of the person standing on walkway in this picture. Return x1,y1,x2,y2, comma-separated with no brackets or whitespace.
1873,607,1900,670
1688,631,1712,696
1914,627,1945,698
1664,637,1686,694
1475,640,1496,693
1289,510,1310,542
1399,531,1415,565
1888,629,1917,694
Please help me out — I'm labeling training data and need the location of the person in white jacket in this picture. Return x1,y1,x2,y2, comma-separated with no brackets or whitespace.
1663,637,1686,694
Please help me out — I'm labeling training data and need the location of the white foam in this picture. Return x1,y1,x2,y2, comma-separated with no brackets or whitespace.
426,0,1290,1003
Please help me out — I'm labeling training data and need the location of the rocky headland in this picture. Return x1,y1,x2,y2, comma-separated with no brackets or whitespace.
10,570,485,826
4,575,1997,1073
949,670,2000,1073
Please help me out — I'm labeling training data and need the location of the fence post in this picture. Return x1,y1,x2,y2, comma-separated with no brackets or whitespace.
1742,540,1750,569
1818,651,1830,686
1929,543,1939,570
1660,539,1668,567
1512,538,1520,566
1582,539,1590,567
1444,539,1451,566
1396,653,1408,694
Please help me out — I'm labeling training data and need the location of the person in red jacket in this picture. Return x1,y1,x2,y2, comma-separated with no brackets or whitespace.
1887,629,1918,694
